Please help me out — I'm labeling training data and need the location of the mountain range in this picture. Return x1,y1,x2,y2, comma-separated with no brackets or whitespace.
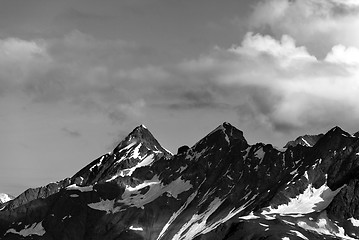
1,123,359,239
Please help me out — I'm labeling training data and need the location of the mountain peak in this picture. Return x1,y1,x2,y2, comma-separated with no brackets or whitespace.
114,125,170,155
284,133,324,148
194,122,248,150
327,126,351,137
209,122,237,134
313,125,353,151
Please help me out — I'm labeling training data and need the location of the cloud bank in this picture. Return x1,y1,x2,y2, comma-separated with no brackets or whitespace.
248,0,359,56
176,32,359,134
1,0,359,146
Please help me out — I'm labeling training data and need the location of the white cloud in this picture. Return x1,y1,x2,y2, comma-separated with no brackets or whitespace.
248,0,359,56
0,38,47,61
177,32,359,133
331,0,359,7
230,32,317,67
325,45,359,67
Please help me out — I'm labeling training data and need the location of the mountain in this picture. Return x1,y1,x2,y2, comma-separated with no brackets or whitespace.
1,123,359,239
284,133,324,148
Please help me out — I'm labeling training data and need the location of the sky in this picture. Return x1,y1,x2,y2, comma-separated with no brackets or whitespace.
1,0,359,196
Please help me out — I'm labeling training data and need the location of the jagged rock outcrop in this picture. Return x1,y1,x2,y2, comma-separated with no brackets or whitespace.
1,123,359,239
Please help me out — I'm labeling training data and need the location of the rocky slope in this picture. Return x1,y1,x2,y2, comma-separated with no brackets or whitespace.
1,123,359,239
284,133,324,148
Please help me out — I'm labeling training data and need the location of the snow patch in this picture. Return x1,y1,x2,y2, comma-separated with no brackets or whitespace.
119,175,192,208
349,217,359,227
6,221,45,237
172,197,224,240
89,155,105,172
254,147,265,161
289,230,308,240
129,225,143,231
172,192,256,240
263,175,343,215
301,138,310,147
62,215,72,221
90,175,192,213
120,141,136,152
297,211,356,239
88,199,116,214
66,184,93,192
156,189,199,240
0,193,13,203
238,212,260,220
130,143,142,159
119,153,155,177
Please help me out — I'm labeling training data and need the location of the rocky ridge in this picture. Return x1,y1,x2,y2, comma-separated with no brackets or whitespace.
284,133,324,148
1,123,359,239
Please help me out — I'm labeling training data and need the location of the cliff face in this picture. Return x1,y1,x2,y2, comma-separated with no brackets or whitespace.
2,123,359,240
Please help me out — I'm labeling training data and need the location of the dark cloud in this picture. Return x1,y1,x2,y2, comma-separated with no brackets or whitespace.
165,88,232,110
62,127,81,138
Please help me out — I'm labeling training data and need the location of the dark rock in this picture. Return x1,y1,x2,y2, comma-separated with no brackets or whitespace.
3,123,359,240
177,145,190,155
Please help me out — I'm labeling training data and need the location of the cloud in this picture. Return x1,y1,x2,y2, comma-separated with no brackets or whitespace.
247,0,359,56
0,38,50,94
175,32,359,134
325,44,359,67
1,28,358,141
62,127,81,138
0,31,159,124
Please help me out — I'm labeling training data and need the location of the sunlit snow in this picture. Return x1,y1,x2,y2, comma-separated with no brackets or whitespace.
301,138,310,147
172,197,225,240
119,153,155,177
297,211,356,240
6,221,45,237
129,225,143,231
88,175,192,213
289,230,309,240
66,184,93,192
238,211,260,220
0,193,12,203
156,189,199,240
89,155,105,172
349,217,359,227
262,174,343,215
